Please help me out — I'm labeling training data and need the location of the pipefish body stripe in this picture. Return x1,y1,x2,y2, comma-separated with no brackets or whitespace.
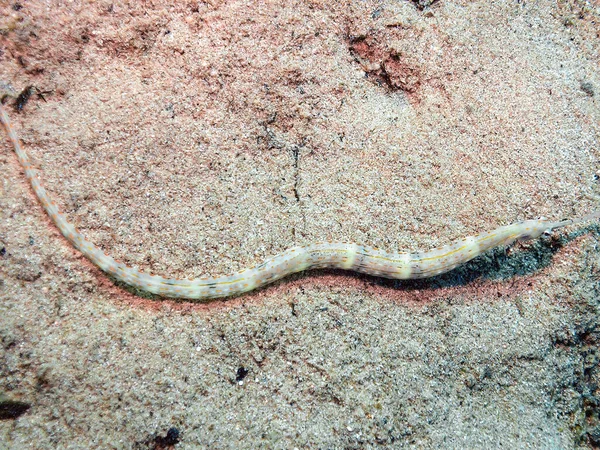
1,104,599,300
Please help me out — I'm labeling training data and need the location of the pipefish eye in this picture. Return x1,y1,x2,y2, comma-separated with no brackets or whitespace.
540,229,554,240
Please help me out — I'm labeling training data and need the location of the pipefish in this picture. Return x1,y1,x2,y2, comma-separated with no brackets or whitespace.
1,104,598,300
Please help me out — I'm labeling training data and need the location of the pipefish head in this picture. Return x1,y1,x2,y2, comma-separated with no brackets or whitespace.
514,218,558,242
518,209,600,242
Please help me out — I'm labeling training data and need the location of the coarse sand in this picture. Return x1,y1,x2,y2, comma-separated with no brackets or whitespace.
0,0,599,448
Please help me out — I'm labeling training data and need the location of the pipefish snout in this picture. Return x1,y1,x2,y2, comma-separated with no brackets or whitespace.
1,103,598,300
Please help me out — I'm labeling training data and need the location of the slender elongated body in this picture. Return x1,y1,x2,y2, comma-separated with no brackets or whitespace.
1,104,598,300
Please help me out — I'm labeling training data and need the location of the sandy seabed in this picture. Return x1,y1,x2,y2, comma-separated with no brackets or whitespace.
1,0,599,448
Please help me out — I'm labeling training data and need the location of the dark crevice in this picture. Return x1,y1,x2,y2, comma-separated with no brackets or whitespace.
0,397,30,420
410,0,440,11
291,144,301,203
289,141,307,239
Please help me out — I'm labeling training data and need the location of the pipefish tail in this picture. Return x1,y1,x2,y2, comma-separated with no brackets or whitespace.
1,104,598,300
